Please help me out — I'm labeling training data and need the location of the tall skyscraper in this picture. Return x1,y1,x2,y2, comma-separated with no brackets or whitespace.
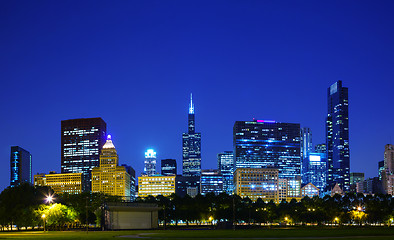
326,80,350,191
300,127,313,160
61,117,107,192
217,151,234,194
382,144,394,195
10,146,32,187
233,120,301,180
144,149,157,176
182,94,202,176
161,159,177,176
200,169,223,195
302,152,327,190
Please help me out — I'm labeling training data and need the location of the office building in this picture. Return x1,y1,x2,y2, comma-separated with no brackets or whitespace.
382,144,394,195
91,136,130,199
144,149,157,176
234,168,279,202
217,151,234,194
315,144,327,153
302,152,327,190
326,80,350,191
378,160,385,180
10,146,32,187
122,164,136,200
357,177,384,195
300,127,313,160
175,175,200,197
287,178,302,201
34,172,83,194
182,94,202,176
138,175,176,198
161,159,177,176
233,120,301,180
61,117,107,192
301,183,319,198
350,172,365,185
200,169,223,195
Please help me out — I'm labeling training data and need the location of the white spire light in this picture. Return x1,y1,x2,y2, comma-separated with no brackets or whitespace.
189,93,194,114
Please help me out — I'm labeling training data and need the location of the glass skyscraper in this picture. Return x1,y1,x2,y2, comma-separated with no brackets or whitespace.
217,151,234,194
300,127,312,160
302,152,327,190
61,117,107,192
326,80,350,191
233,120,301,180
10,146,32,187
182,94,202,176
144,149,157,176
200,169,223,195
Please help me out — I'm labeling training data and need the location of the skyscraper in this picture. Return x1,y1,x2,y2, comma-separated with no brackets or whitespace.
300,127,313,160
302,152,327,190
233,120,301,180
61,117,107,192
382,144,394,195
326,80,350,191
200,169,223,195
161,159,177,176
217,151,234,194
144,149,157,176
182,94,202,176
10,146,32,187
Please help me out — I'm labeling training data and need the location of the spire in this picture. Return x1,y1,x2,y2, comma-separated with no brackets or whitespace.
189,93,194,114
103,135,115,149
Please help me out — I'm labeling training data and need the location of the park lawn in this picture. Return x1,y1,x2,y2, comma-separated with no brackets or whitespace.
0,228,393,240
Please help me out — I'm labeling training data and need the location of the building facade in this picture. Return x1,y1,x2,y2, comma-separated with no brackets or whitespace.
350,172,365,185
302,152,327,190
217,151,234,194
122,164,136,200
326,80,350,191
138,175,176,197
144,149,157,176
382,144,394,195
301,183,319,198
10,146,32,187
182,94,202,176
61,117,107,192
200,169,223,195
175,175,200,197
233,120,301,180
300,127,313,160
161,159,177,176
34,172,83,194
91,136,130,199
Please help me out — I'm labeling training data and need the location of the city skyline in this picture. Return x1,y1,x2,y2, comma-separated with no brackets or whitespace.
1,1,394,192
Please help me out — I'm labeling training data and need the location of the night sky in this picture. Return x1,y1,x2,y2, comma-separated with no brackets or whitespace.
1,1,394,192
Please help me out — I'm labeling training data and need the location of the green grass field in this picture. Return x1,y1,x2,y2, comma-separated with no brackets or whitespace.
0,227,393,240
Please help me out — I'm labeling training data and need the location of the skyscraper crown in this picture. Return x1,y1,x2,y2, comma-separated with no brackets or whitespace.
189,93,194,114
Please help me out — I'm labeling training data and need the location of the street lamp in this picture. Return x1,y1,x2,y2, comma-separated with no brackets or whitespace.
45,194,54,204
42,214,46,232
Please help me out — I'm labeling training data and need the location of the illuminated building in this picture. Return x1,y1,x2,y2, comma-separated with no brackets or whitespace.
217,151,234,194
138,175,176,198
326,81,350,191
382,144,394,195
301,183,319,198
182,94,202,176
91,136,130,199
175,176,200,197
200,169,223,195
278,179,288,202
61,117,107,192
234,168,279,202
302,153,327,190
287,178,302,201
300,127,313,160
10,146,32,187
378,160,384,180
121,164,136,200
34,172,83,194
315,143,326,153
144,149,157,176
233,120,301,180
161,159,177,176
350,172,364,185
357,177,384,195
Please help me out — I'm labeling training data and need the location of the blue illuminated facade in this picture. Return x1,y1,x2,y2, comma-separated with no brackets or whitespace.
182,94,202,176
326,80,350,191
161,159,177,176
217,151,234,194
302,152,327,190
200,169,223,195
233,120,301,180
10,146,32,187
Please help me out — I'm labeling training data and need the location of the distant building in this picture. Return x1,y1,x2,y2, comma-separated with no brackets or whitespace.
161,159,177,176
350,172,365,185
34,172,83,194
301,183,319,198
175,175,200,197
10,146,32,187
234,168,279,202
287,178,302,201
382,144,394,195
326,81,350,191
91,136,130,199
144,149,157,176
357,177,384,195
182,94,202,176
138,175,176,198
315,144,327,154
378,160,384,180
331,183,344,196
121,164,136,201
302,152,327,190
300,127,313,160
217,151,234,194
233,120,301,180
200,169,223,195
61,117,107,192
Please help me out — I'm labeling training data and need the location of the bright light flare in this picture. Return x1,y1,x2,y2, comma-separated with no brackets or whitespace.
45,194,54,204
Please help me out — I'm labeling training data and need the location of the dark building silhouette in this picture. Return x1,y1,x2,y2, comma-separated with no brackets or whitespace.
122,164,136,200
161,159,177,176
326,81,350,191
61,117,107,192
10,146,32,187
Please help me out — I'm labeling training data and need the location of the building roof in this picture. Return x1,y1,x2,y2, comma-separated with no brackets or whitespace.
103,136,115,149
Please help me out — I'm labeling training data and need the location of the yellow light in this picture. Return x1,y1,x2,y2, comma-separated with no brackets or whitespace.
334,217,339,222
357,206,362,211
41,214,46,219
285,217,288,221
209,216,213,221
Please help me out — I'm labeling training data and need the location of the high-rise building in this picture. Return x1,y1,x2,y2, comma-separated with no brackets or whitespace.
144,149,157,176
10,146,32,187
161,159,177,176
175,176,200,197
302,152,327,190
61,117,107,192
382,144,394,195
122,164,136,200
326,80,350,191
182,94,202,176
91,136,130,199
217,151,234,194
300,127,313,160
200,169,223,195
138,175,176,198
34,172,83,195
378,160,385,180
233,120,301,179
350,172,365,185
315,144,327,153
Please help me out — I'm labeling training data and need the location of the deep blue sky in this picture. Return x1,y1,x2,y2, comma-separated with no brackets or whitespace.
1,1,394,192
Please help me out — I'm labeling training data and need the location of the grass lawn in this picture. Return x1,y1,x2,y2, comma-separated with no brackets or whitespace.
0,227,393,240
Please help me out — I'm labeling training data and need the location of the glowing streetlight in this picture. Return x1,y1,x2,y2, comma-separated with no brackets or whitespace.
357,206,362,211
45,194,54,204
42,214,46,232
284,217,288,221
